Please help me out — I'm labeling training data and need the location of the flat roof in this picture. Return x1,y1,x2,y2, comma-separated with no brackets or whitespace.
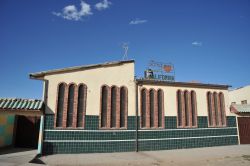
136,79,230,90
30,60,134,79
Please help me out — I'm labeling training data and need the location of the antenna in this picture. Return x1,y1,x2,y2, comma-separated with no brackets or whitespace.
122,43,129,60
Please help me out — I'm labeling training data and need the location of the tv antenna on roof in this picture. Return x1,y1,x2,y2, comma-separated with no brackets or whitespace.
122,42,129,60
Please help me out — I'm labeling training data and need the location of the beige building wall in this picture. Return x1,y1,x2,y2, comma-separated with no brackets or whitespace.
44,62,136,115
229,85,250,105
42,60,234,117
138,85,234,117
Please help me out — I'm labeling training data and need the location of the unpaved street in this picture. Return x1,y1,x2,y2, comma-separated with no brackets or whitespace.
1,145,250,166
41,145,250,166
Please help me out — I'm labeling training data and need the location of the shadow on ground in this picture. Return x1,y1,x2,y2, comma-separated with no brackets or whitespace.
29,154,46,165
0,147,35,155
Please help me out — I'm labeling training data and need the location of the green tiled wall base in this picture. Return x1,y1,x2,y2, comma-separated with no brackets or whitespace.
138,136,238,151
44,115,237,130
44,131,136,140
44,115,137,130
42,115,238,154
138,128,237,139
43,141,136,154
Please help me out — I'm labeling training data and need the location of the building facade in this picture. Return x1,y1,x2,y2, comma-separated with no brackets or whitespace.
229,85,250,105
229,85,250,144
30,60,239,154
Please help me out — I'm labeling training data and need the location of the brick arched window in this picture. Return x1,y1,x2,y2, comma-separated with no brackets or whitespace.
177,90,197,128
120,87,127,128
219,92,226,126
77,84,87,128
66,84,75,127
141,88,147,128
157,89,164,128
100,85,128,129
56,83,66,127
207,92,213,126
141,88,165,129
111,86,117,128
207,91,226,127
213,92,219,126
184,91,189,126
101,85,109,128
149,89,155,128
190,91,197,127
177,90,183,127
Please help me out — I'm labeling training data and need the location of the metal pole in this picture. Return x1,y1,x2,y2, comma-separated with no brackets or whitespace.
37,80,48,155
135,81,139,152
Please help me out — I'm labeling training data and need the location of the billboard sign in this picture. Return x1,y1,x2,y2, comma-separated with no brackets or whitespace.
146,60,175,82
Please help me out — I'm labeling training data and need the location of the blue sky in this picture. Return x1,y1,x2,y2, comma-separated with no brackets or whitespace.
0,0,250,99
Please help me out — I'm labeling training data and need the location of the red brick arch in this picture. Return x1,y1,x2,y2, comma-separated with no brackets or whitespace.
140,87,165,129
207,91,226,127
76,83,87,128
99,85,128,129
54,82,88,129
54,82,67,128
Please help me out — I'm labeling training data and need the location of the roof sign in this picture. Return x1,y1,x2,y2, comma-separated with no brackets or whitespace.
144,60,175,82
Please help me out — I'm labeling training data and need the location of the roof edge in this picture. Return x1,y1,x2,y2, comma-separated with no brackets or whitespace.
136,79,231,90
30,59,135,79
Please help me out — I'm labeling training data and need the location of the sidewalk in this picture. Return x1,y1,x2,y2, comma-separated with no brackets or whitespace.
40,145,250,166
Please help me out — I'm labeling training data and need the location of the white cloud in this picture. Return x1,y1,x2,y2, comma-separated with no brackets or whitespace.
129,18,148,25
192,41,202,47
52,1,92,21
95,0,112,11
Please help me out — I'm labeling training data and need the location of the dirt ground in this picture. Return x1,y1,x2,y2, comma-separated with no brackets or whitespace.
40,145,250,166
1,145,250,166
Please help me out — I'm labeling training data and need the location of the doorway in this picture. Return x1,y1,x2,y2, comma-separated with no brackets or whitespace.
15,116,40,148
238,117,250,144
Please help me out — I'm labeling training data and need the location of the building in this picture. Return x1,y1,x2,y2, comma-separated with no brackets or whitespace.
229,85,250,105
229,85,250,144
27,60,239,154
0,99,43,149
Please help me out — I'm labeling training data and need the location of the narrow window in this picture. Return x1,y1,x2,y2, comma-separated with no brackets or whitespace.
141,89,147,128
77,84,86,128
157,89,164,127
207,92,213,126
120,87,127,128
219,93,226,126
56,83,65,127
241,100,247,105
213,92,219,126
191,91,197,127
101,86,108,127
184,91,189,126
149,89,155,128
177,90,183,127
66,84,75,127
111,87,117,128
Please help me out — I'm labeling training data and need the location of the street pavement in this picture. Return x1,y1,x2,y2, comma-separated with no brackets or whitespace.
1,145,250,166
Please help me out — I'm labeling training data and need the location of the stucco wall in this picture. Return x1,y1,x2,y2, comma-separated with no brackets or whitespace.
44,61,233,118
0,114,15,147
229,85,250,104
138,85,234,117
44,62,136,115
